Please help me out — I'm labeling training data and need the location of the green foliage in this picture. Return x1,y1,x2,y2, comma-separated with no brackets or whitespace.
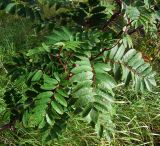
73,0,107,27
0,0,159,145
104,43,156,92
1,86,160,146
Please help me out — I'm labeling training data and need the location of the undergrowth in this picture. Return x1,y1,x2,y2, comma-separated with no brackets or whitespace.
0,4,160,146
1,83,160,145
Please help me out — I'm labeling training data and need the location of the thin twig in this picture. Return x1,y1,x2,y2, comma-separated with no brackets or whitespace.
102,11,121,31
91,39,121,61
56,47,67,72
92,23,143,61
116,20,134,38
115,0,122,7
102,0,122,31
0,119,16,132
128,25,143,35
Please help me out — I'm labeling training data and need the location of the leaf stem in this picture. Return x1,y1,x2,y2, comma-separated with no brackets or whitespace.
91,39,121,61
56,47,67,72
102,0,122,31
0,119,16,132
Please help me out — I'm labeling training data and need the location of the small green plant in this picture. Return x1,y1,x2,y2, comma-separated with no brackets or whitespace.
0,0,159,145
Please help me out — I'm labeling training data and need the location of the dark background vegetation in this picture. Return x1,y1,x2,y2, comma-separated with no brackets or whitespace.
0,0,160,145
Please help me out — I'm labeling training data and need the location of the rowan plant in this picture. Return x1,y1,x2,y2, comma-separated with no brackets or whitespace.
0,0,159,145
